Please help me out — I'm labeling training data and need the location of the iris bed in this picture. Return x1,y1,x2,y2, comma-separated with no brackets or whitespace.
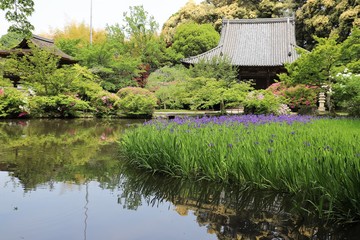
120,115,360,221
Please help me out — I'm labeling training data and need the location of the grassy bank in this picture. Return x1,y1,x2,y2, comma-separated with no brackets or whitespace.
119,115,360,221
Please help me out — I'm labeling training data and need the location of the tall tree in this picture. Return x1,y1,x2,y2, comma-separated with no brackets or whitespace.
170,23,220,59
0,0,34,35
122,5,161,61
340,27,360,73
295,0,359,49
52,21,107,47
161,0,293,45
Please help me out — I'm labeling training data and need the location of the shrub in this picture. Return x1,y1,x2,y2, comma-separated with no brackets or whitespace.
267,82,319,112
146,65,189,91
29,95,91,118
244,90,286,115
116,87,158,116
333,71,360,117
146,65,188,110
90,91,120,117
0,77,13,87
0,87,29,118
155,83,184,109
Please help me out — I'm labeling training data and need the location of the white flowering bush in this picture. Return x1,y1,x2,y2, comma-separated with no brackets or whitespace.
333,69,360,116
0,87,29,118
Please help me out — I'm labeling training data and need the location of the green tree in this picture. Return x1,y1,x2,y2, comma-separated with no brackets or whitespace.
0,32,24,49
146,65,190,109
115,87,158,116
170,23,220,59
161,0,293,44
52,21,107,46
279,35,341,87
295,0,359,49
5,43,61,95
179,77,253,112
189,56,237,85
333,71,360,116
340,27,360,73
0,0,34,35
122,5,166,68
279,35,345,112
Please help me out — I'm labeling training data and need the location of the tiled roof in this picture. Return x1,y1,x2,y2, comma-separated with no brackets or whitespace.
30,35,76,61
0,35,77,63
182,18,300,67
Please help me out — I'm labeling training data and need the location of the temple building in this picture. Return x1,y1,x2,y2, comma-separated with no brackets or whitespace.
181,17,300,89
0,35,77,87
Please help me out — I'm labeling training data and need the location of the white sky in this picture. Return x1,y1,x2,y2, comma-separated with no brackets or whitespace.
0,0,203,36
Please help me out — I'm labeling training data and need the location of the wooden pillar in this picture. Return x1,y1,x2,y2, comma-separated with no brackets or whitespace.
266,69,271,88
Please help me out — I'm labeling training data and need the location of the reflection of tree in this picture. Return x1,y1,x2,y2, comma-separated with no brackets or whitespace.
116,169,357,240
0,119,143,189
1,119,358,239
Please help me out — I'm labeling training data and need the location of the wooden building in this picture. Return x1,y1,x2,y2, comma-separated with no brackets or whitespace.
181,18,300,89
0,35,77,87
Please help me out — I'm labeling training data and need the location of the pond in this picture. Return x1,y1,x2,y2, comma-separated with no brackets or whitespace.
0,119,359,240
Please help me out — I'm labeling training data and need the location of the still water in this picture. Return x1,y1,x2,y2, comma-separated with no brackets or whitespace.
0,119,359,240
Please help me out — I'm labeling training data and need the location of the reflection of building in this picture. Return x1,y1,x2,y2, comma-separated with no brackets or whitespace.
181,18,300,89
172,195,325,240
0,35,77,87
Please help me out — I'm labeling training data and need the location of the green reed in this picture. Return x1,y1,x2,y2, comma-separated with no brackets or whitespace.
119,117,360,221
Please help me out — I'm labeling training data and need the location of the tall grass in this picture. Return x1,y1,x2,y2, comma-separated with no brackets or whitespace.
119,115,360,221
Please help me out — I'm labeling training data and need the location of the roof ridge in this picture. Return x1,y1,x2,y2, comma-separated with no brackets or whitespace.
223,17,295,24
31,35,54,44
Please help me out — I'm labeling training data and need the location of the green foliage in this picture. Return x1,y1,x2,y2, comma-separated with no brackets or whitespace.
279,32,360,114
90,91,120,117
243,90,286,115
122,5,159,40
333,71,360,117
54,38,82,57
116,87,158,116
189,56,238,85
0,76,13,87
0,0,34,35
223,81,255,108
120,117,360,220
147,59,251,111
179,77,253,111
0,32,24,49
280,36,341,87
295,0,359,50
171,23,220,59
162,0,292,44
103,54,142,91
64,64,103,100
5,43,62,95
0,119,130,188
154,84,184,109
0,87,28,118
146,65,190,109
267,82,320,112
340,27,360,73
180,77,227,110
121,5,166,70
146,65,189,91
53,6,167,93
29,95,91,118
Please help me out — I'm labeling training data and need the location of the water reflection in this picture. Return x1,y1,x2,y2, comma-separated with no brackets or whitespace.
0,119,359,240
0,119,142,189
117,169,360,240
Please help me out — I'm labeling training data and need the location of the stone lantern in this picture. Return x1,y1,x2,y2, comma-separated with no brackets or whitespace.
318,92,326,112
